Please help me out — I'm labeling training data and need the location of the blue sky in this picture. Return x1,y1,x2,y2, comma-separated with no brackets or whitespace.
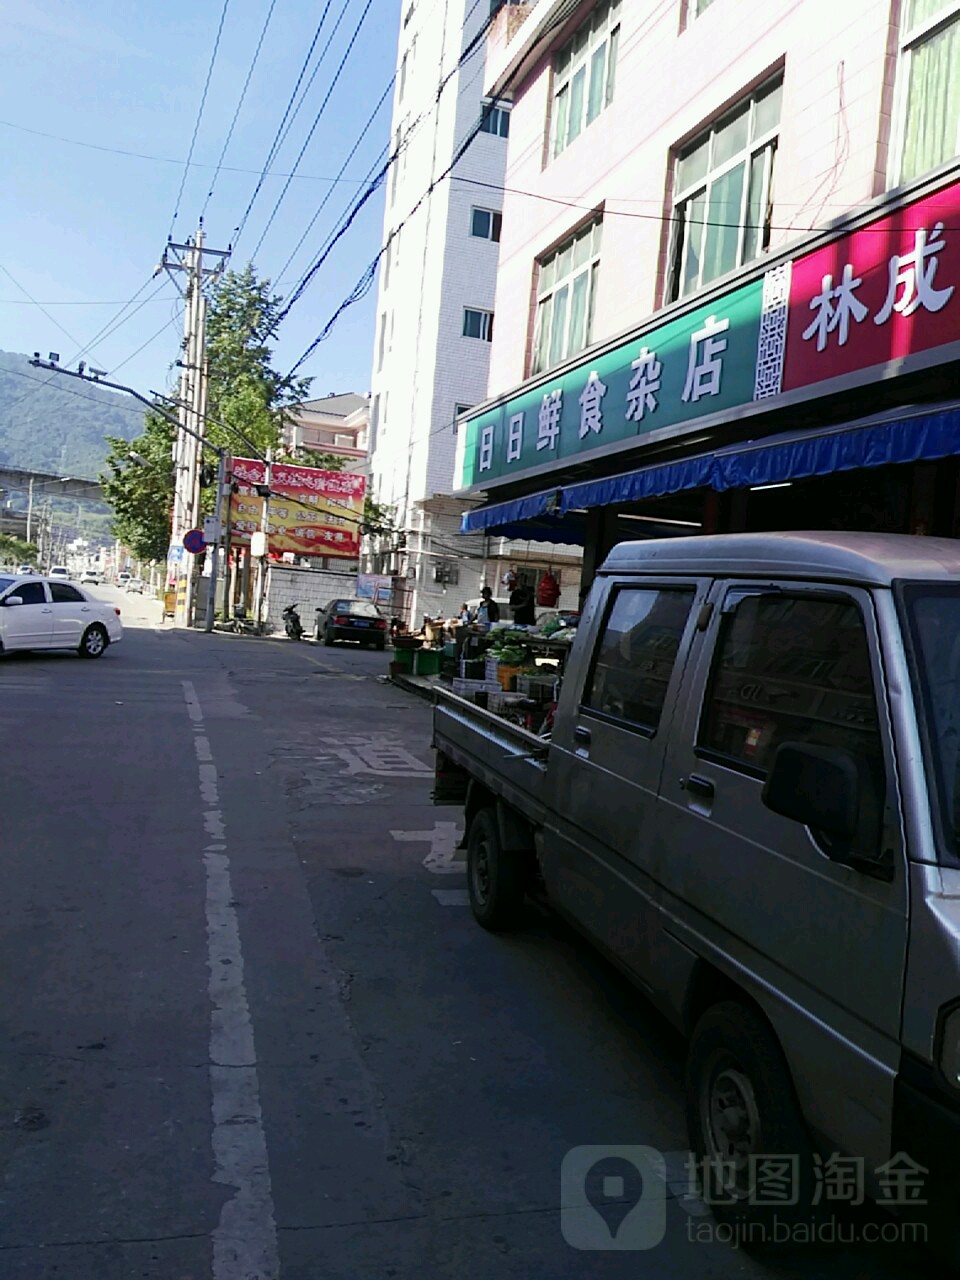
0,0,399,420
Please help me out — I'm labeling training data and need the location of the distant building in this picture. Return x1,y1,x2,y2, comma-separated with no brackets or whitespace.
283,392,370,478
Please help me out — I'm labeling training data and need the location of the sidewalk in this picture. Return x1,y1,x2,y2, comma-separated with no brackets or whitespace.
389,672,442,702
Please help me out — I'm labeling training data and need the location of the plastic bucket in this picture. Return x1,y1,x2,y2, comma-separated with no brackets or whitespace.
413,648,442,676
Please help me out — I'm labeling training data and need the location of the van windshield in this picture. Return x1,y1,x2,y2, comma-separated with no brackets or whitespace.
901,584,960,858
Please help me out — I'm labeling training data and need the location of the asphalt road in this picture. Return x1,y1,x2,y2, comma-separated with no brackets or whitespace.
0,593,931,1278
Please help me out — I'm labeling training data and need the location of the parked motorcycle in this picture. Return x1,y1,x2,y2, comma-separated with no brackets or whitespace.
282,602,304,641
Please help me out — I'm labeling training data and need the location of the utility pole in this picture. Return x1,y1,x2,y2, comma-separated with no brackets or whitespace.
160,222,229,626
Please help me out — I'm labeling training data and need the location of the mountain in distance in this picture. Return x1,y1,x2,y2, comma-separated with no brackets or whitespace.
0,349,146,478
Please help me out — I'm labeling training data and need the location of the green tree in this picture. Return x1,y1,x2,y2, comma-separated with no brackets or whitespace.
206,265,312,459
101,407,175,563
361,494,395,535
0,534,38,565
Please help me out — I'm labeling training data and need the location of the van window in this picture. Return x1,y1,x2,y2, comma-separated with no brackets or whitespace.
698,593,883,777
582,586,694,731
899,584,960,861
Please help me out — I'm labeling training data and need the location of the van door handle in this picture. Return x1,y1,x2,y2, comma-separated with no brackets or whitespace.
681,773,714,800
574,726,591,746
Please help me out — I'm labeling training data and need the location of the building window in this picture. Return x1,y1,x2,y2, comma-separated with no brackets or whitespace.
382,235,392,289
690,0,718,16
894,0,960,183
377,311,388,370
399,51,408,102
480,100,511,137
550,0,620,160
453,402,472,435
668,76,781,301
531,217,602,374
463,309,494,341
471,207,502,241
403,3,414,28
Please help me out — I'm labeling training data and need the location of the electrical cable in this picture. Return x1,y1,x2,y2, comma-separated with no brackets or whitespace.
272,77,394,285
231,4,335,248
0,264,86,349
249,0,375,262
110,306,185,376
275,0,511,341
201,0,279,218
272,0,493,308
0,117,374,184
2,275,162,415
168,0,233,238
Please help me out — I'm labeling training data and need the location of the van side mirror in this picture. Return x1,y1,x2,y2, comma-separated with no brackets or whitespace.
762,743,859,842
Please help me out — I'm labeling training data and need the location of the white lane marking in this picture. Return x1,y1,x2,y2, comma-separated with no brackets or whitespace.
431,889,470,906
181,680,279,1280
390,821,464,874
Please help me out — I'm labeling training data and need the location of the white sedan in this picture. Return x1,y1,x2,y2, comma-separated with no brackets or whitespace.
0,574,123,659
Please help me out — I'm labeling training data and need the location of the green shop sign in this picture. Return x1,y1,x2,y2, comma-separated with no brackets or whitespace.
458,279,764,489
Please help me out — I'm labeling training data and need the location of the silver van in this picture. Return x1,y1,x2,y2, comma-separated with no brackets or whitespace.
433,532,960,1252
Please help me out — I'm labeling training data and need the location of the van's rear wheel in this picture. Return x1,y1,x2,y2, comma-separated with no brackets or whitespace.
686,1000,817,1241
466,808,525,932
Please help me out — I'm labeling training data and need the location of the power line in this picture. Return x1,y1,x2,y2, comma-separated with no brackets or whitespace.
250,0,375,262
168,0,233,238
0,117,371,184
259,0,471,295
0,296,179,306
273,81,394,285
276,0,506,336
0,264,85,349
201,0,279,218
2,275,162,415
283,93,508,375
110,306,185,376
231,4,335,248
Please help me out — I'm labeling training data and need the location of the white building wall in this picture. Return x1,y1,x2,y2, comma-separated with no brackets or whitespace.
367,0,580,623
264,564,360,635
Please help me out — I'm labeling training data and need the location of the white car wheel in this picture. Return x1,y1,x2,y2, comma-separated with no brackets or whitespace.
79,624,108,659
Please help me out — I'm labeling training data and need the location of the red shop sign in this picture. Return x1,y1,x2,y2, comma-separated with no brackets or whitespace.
781,180,960,392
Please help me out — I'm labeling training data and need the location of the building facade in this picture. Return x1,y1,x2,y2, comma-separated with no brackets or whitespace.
457,0,960,583
365,0,581,624
283,392,370,477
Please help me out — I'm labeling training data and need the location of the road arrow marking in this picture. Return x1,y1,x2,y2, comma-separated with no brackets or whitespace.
431,889,470,906
390,821,464,874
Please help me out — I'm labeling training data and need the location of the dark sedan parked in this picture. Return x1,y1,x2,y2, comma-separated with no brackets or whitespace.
315,598,388,649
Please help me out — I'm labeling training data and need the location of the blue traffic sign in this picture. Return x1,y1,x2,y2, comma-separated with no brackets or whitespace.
183,528,207,555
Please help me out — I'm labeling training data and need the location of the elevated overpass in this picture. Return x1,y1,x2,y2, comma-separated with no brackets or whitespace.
0,466,104,503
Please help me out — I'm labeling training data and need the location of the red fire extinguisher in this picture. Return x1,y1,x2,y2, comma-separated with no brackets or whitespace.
537,570,560,608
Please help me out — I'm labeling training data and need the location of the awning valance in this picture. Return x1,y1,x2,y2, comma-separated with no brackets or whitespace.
460,401,960,540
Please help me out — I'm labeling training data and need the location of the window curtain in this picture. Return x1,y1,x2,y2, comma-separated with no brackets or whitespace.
901,15,960,181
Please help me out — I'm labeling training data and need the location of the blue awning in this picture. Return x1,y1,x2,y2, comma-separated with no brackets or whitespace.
461,401,960,539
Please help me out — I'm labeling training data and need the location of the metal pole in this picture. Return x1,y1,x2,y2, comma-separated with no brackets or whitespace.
255,453,272,632
26,477,33,543
221,463,233,621
204,449,226,633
